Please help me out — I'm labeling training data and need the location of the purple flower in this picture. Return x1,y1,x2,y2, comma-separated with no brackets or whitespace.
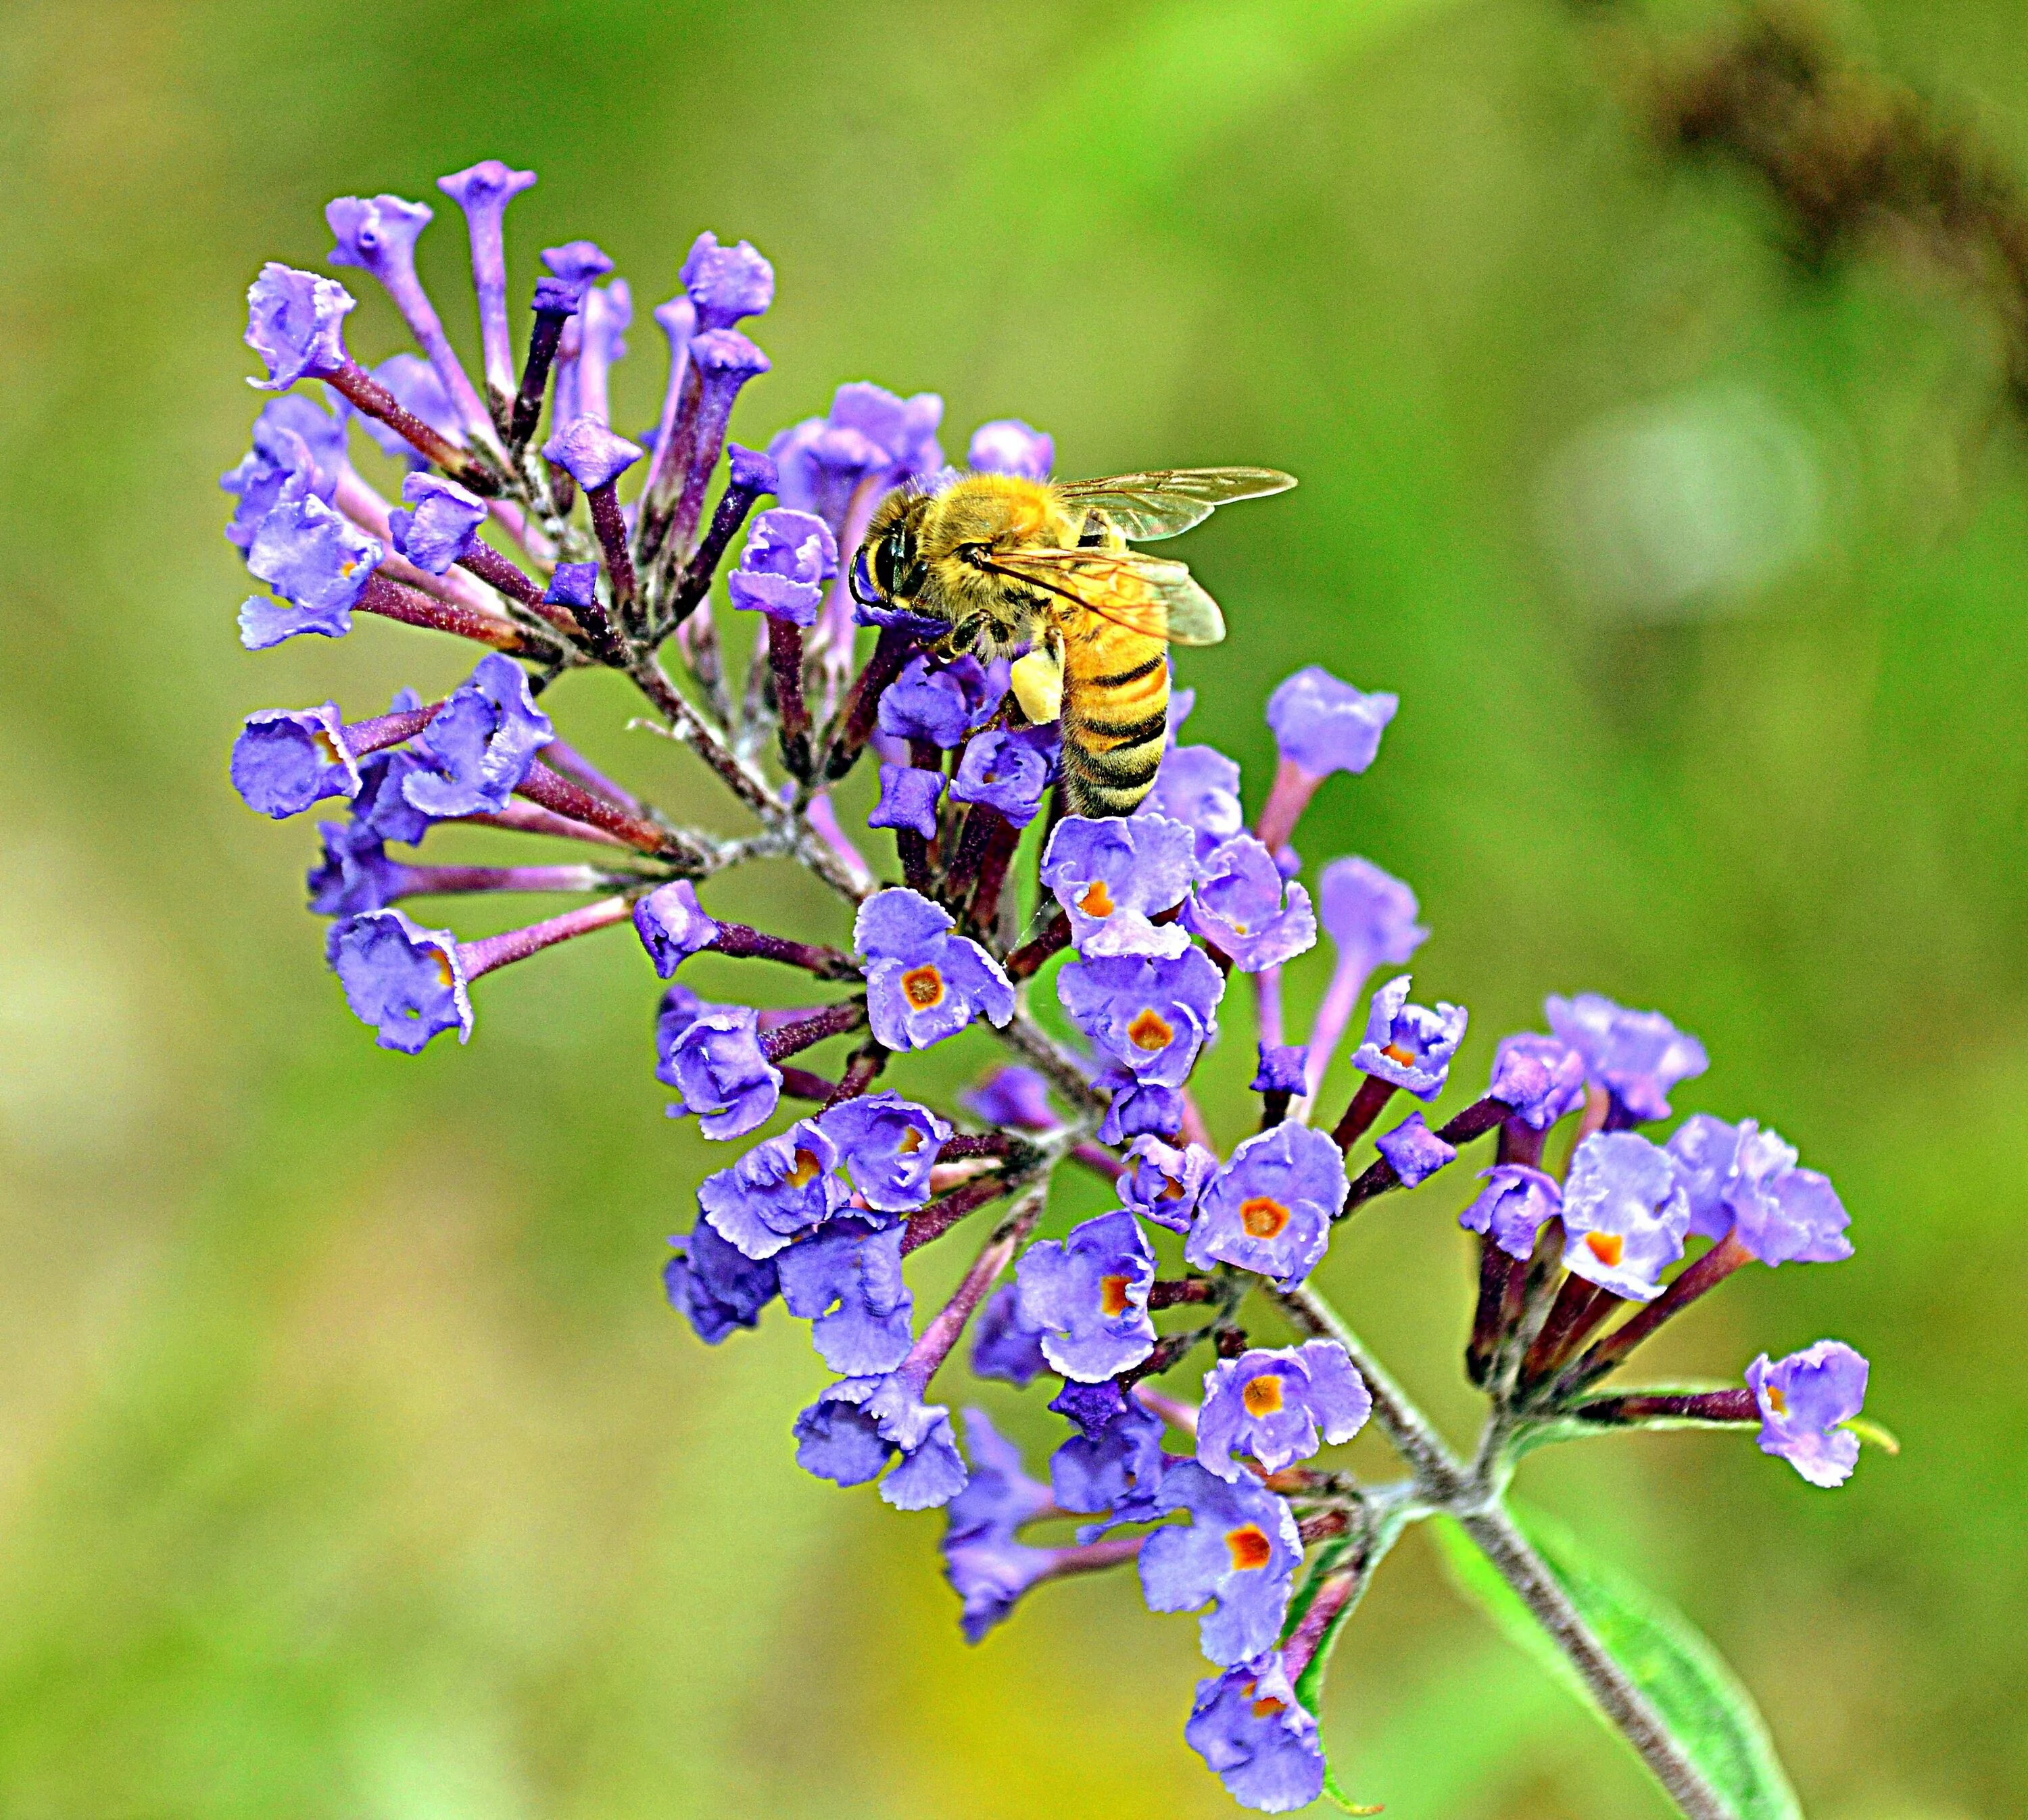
634,879,722,978
401,653,554,818
1182,835,1318,973
967,418,1053,478
541,240,614,287
681,230,775,332
854,888,1015,1051
829,382,945,479
1352,975,1468,1102
969,1284,1048,1387
1186,1654,1326,1814
1747,1341,1868,1488
658,1005,783,1141
942,1410,1057,1642
1119,1136,1218,1233
949,731,1049,829
665,1219,779,1344
1039,814,1197,960
1197,1342,1372,1481
1058,948,1224,1088
1489,1032,1589,1131
543,418,644,491
869,764,946,839
387,472,487,573
726,508,836,625
1186,1123,1347,1290
1320,856,1426,977
221,393,346,549
327,908,471,1053
307,822,408,916
777,1216,914,1375
818,1091,952,1212
1547,992,1708,1124
437,161,538,397
1375,1112,1456,1187
1459,1164,1563,1260
1051,1392,1169,1530
1252,1045,1309,1095
877,654,1010,749
349,353,458,466
793,1371,968,1510
1096,1076,1186,1148
1016,1209,1157,1382
1140,1462,1301,1667
961,1065,1057,1131
231,702,360,819
1139,745,1245,860
1266,666,1397,777
698,1118,846,1258
244,263,355,389
346,743,435,845
1560,1131,1691,1300
544,563,598,615
1666,1114,1852,1264
240,476,384,649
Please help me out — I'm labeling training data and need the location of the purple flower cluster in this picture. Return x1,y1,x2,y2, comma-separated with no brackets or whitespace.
219,162,1879,1816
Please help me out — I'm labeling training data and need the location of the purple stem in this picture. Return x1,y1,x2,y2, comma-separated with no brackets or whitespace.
823,624,919,782
1330,1074,1396,1155
456,893,632,980
1302,946,1376,1102
639,296,696,525
356,572,527,652
1253,964,1286,1050
1254,756,1322,856
1554,1233,1754,1398
462,799,631,849
515,760,691,858
768,617,812,779
777,1064,839,1102
538,739,646,816
392,862,619,899
1069,1141,1124,1182
327,362,488,488
333,468,503,618
757,1000,869,1063
339,702,439,759
802,792,874,893
1005,911,1071,981
710,922,859,980
510,303,574,451
1574,1388,1758,1425
656,458,773,630
897,1194,1042,1391
898,1170,1013,1256
587,483,639,629
965,812,1023,933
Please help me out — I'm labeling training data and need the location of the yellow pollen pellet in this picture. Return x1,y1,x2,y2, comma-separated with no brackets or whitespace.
1251,1696,1287,1719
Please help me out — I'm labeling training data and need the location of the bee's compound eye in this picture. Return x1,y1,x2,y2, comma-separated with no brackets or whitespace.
875,528,907,597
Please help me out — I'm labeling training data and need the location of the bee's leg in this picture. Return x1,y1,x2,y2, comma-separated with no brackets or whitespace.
1010,633,1065,724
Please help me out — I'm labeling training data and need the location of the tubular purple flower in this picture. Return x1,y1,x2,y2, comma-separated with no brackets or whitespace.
574,280,630,428
1547,991,1709,1124
665,1219,779,1344
1051,1392,1169,1531
327,908,472,1053
1058,948,1224,1089
1747,1341,1868,1487
241,476,385,648
1560,1131,1691,1300
1196,1341,1371,1481
854,888,1015,1050
877,654,1010,749
778,1217,915,1375
969,1284,1049,1386
698,1118,847,1259
1459,1164,1563,1260
1186,1122,1347,1289
1118,1136,1218,1233
387,472,488,574
681,230,775,332
967,418,1054,478
231,702,362,818
1352,975,1468,1102
437,160,537,399
244,264,356,389
222,393,347,547
349,353,459,467
1181,835,1318,973
1015,1208,1157,1382
962,1066,1057,1132
817,1092,952,1212
1666,1114,1854,1264
794,1371,969,1510
541,241,614,287
542,417,644,493
869,764,946,839
1139,1462,1301,1667
1301,856,1426,1100
1186,1654,1326,1813
634,879,722,977
1138,745,1245,861
1039,813,1198,959
1264,666,1396,789
1096,1076,1187,1148
1375,1111,1456,1187
727,508,836,626
325,193,492,443
401,652,554,817
941,1410,1059,1642
659,1004,783,1140
663,328,771,552
306,823,410,916
1489,1031,1589,1131
949,731,1050,830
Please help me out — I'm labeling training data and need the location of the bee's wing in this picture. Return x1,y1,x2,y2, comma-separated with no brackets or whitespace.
971,547,1226,646
1055,467,1297,541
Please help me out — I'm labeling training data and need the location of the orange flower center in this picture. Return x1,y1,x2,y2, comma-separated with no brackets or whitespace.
901,964,945,1010
1226,1525,1273,1572
1159,1178,1186,1201
1240,1196,1290,1239
1078,879,1115,917
1382,1041,1416,1066
788,1148,824,1188
898,1127,925,1154
1251,1696,1288,1719
1098,1273,1132,1317
1127,1008,1174,1051
1585,1230,1624,1267
1766,1385,1787,1414
1242,1373,1285,1418
432,951,458,991
312,729,343,765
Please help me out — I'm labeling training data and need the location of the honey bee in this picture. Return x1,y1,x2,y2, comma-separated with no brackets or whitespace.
848,466,1296,816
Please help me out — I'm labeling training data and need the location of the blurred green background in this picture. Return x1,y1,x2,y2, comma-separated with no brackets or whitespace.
3,0,2023,1814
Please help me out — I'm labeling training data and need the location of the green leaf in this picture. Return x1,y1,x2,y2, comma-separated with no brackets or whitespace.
1284,1534,1384,1813
1432,1509,1803,1820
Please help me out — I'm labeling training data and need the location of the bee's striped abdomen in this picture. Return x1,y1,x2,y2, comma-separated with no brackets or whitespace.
1059,616,1171,817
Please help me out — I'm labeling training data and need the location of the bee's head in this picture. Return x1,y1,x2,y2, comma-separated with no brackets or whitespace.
852,488,930,609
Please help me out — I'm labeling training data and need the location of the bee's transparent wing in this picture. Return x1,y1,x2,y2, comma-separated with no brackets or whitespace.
1055,466,1297,541
970,547,1226,645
